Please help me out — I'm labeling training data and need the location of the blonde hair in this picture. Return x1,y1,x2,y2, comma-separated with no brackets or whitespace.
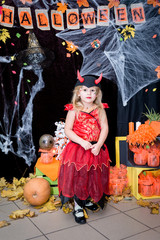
71,86,104,113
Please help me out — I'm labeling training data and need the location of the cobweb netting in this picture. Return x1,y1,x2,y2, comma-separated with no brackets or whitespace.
56,0,160,106
0,62,44,166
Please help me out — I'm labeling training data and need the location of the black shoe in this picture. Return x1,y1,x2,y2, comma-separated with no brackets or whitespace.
85,202,100,212
73,209,86,224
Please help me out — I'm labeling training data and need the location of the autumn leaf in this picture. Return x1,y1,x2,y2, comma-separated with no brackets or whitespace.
150,207,159,214
1,186,24,200
66,41,78,53
57,2,68,13
9,209,35,219
12,177,27,189
0,221,10,228
110,195,124,203
34,196,61,213
0,29,11,43
147,0,160,7
62,202,73,214
0,177,7,190
77,0,89,7
108,0,120,9
137,198,150,207
149,202,159,214
39,201,57,213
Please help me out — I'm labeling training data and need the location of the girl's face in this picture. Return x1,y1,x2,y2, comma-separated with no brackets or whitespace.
79,86,97,104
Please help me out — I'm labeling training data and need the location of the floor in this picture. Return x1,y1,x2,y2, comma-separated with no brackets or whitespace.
1,196,160,240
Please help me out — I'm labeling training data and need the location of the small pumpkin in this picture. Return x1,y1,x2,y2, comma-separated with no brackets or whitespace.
24,178,50,206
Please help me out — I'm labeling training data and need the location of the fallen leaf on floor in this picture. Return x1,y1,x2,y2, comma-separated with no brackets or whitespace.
136,198,150,207
0,220,10,228
109,196,124,203
62,202,73,214
0,177,7,190
39,201,57,213
137,198,160,214
9,209,35,219
1,186,24,200
34,196,61,213
150,207,159,214
148,202,159,214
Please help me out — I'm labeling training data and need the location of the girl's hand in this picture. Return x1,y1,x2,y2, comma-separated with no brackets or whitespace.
91,143,101,156
81,140,92,151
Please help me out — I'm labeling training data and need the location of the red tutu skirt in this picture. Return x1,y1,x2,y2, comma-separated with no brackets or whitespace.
58,141,110,203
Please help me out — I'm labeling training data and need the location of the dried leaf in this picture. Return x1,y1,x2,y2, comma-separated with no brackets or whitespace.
108,0,120,9
0,220,10,228
39,201,57,213
26,210,35,217
77,0,89,7
150,207,159,214
149,202,159,209
137,198,150,207
0,29,11,43
1,186,24,200
112,196,124,203
34,196,60,213
57,2,68,13
50,195,56,202
62,202,73,214
66,41,78,53
54,200,62,207
9,209,35,219
147,0,160,7
0,177,7,190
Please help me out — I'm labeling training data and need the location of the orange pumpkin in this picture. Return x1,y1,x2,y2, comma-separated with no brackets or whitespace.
24,178,51,206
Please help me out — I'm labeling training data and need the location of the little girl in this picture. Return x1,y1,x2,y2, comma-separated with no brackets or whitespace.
58,71,110,224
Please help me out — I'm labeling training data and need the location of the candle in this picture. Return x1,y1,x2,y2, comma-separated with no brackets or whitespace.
136,121,141,130
129,122,134,135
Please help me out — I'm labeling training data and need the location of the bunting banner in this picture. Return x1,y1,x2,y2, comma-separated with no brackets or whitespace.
131,3,146,24
35,9,50,31
81,8,96,29
18,7,33,29
97,6,110,26
51,10,64,30
114,4,128,25
0,5,14,28
0,3,146,30
66,9,80,30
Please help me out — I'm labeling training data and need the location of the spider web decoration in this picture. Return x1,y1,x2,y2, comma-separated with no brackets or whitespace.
0,31,55,166
56,0,160,106
0,63,45,166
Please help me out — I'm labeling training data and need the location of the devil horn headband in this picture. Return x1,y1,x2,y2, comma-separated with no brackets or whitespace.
77,70,103,85
95,73,103,84
77,70,84,83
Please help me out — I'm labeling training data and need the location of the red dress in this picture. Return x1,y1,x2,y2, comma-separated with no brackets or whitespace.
58,104,110,204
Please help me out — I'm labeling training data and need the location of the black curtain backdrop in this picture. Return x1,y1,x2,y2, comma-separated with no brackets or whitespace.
0,1,118,181
0,0,160,181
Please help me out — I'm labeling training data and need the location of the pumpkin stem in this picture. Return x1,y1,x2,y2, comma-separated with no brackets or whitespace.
32,193,38,198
